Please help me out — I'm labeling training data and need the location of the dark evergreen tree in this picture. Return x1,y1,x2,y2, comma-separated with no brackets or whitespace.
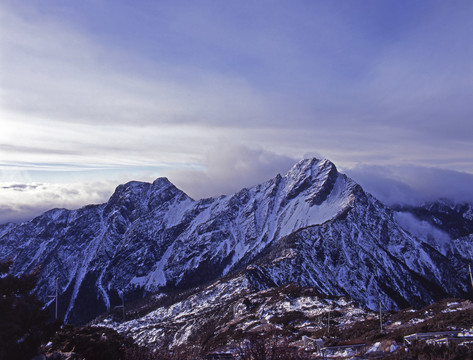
0,261,58,360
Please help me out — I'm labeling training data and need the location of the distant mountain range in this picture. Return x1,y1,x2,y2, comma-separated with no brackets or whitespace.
1,158,472,325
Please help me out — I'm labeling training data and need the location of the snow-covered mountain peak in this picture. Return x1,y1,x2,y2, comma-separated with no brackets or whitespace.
281,158,342,208
284,157,327,180
2,157,472,325
106,177,189,209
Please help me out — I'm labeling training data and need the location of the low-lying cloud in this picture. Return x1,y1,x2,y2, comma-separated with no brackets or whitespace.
346,165,473,206
394,211,451,250
0,145,296,224
0,181,115,224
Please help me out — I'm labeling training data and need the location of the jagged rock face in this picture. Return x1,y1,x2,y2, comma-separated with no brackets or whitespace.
0,158,470,324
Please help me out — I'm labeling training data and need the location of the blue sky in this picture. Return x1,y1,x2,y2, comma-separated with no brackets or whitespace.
1,0,473,223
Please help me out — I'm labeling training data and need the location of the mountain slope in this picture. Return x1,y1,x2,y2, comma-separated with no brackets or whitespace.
0,158,470,324
246,186,464,311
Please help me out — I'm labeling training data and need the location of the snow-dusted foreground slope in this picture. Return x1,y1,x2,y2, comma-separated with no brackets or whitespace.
97,274,473,354
0,158,472,324
99,274,369,351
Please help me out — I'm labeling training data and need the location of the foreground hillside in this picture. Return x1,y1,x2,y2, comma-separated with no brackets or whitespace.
1,158,473,325
96,274,473,358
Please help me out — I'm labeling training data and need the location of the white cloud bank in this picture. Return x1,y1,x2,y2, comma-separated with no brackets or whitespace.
0,144,296,223
0,181,116,224
2,151,473,225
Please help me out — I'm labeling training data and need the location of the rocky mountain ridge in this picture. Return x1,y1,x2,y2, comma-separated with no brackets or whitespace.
1,158,472,325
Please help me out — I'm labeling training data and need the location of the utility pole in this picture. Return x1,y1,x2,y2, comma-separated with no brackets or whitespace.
55,277,58,321
379,299,383,332
376,281,383,333
327,310,330,337
115,290,125,322
121,291,125,321
48,277,58,321
469,265,473,294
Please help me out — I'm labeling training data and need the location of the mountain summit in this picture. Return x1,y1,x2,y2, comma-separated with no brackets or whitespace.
0,158,471,324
